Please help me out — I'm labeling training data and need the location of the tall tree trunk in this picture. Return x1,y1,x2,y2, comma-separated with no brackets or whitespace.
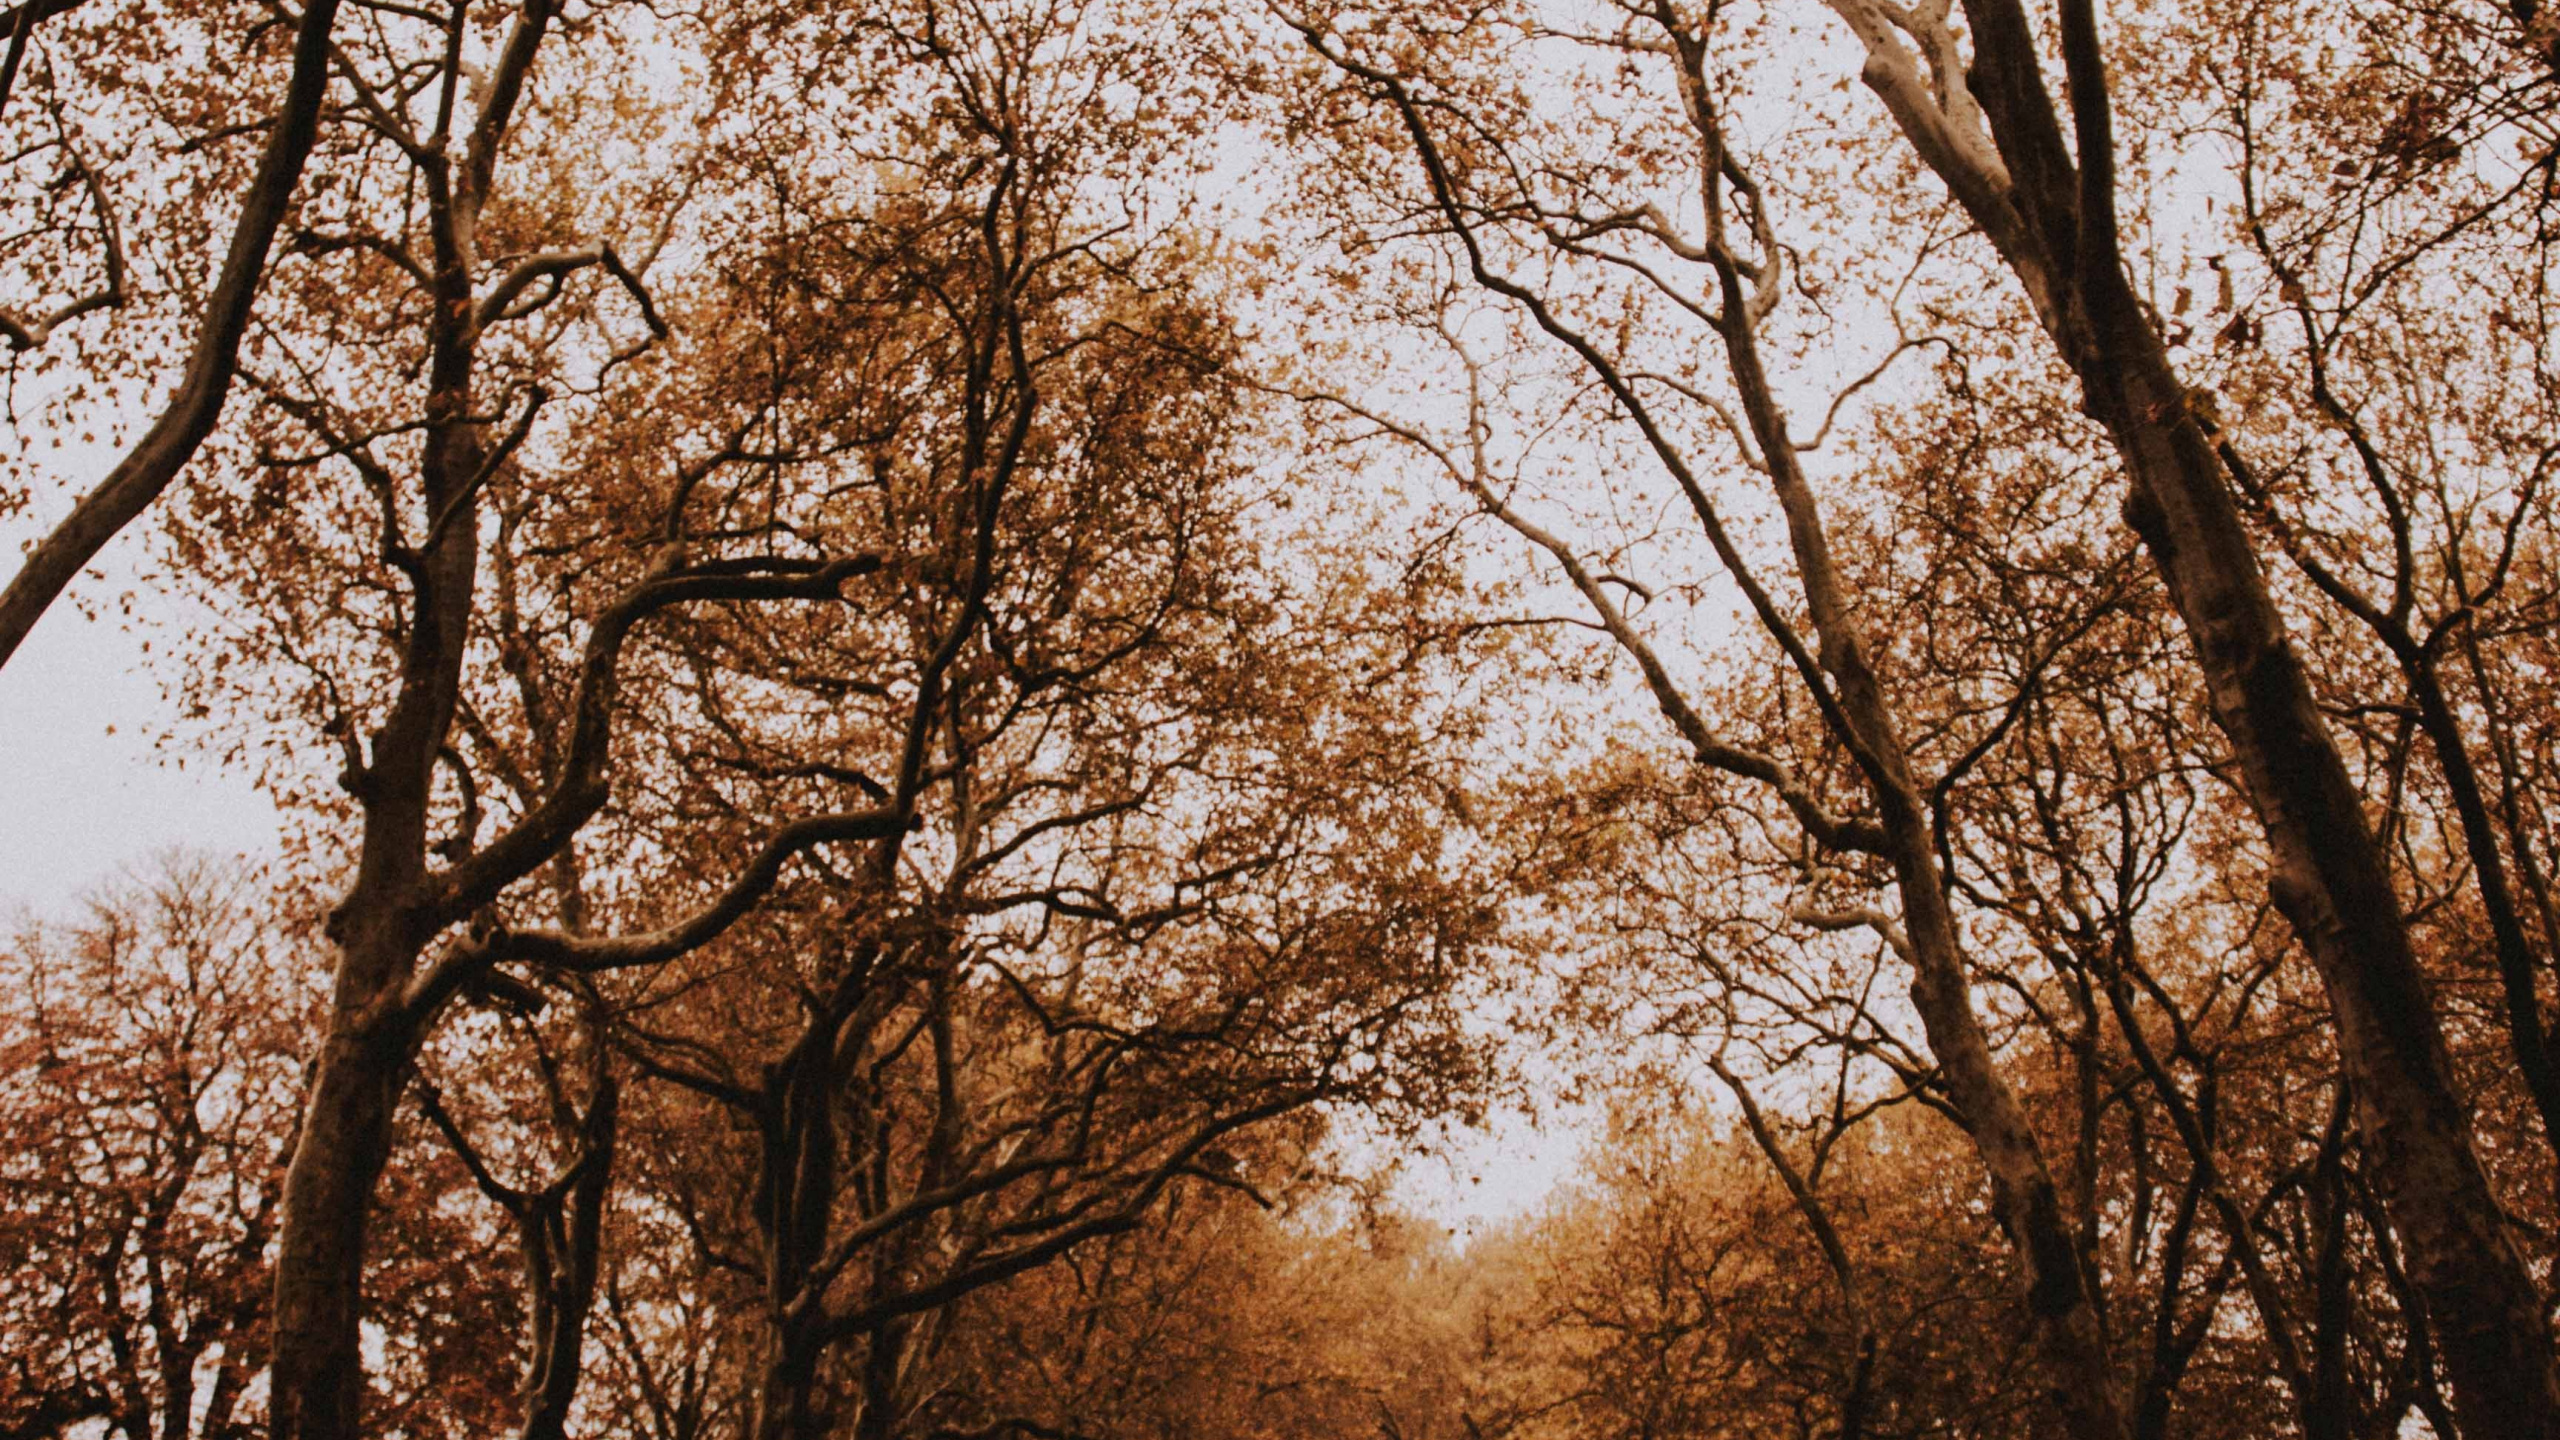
266,976,408,1440
266,507,480,1438
262,5,559,1421
1831,0,2560,1429
2087,284,2558,1440
1309,27,2141,1428
747,1030,844,1440
267,226,490,1440
1727,317,2133,1440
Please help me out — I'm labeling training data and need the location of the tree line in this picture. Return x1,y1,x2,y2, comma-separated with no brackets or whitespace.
1,0,2556,1437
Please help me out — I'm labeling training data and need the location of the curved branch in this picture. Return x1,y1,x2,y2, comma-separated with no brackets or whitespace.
435,551,885,923
403,804,908,1023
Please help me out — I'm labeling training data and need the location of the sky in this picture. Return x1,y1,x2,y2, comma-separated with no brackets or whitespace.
0,562,283,919
1401,1101,1596,1240
0,469,281,917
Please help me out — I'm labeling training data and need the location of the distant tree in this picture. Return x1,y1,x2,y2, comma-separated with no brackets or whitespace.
0,857,305,1440
0,858,521,1440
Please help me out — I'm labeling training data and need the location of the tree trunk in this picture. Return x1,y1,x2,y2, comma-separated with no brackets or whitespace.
747,1335,826,1440
1942,1,2560,1430
1714,268,2135,1440
266,1011,404,1440
851,1323,905,1440
2092,306,2560,1440
266,294,485,1440
746,1032,843,1440
518,1077,617,1440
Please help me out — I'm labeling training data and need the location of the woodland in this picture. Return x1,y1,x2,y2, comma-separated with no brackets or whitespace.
1,0,2558,1437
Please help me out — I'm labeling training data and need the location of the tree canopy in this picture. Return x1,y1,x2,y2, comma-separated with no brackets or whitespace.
3,0,2558,1437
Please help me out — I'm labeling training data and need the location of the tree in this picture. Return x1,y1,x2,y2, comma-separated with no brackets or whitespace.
105,0,1505,1432
0,858,307,1440
1280,7,2161,1430
0,857,526,1440
1811,1,2560,1424
8,3,2558,1436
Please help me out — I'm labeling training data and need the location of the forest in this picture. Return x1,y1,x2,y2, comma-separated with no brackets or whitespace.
1,0,2557,1436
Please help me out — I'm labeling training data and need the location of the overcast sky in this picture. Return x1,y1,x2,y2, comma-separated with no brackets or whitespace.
0,492,280,916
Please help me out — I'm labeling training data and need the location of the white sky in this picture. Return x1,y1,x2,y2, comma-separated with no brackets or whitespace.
1409,1102,1596,1239
0,471,281,917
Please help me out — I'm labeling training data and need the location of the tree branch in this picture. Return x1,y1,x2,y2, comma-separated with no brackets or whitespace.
0,0,344,672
